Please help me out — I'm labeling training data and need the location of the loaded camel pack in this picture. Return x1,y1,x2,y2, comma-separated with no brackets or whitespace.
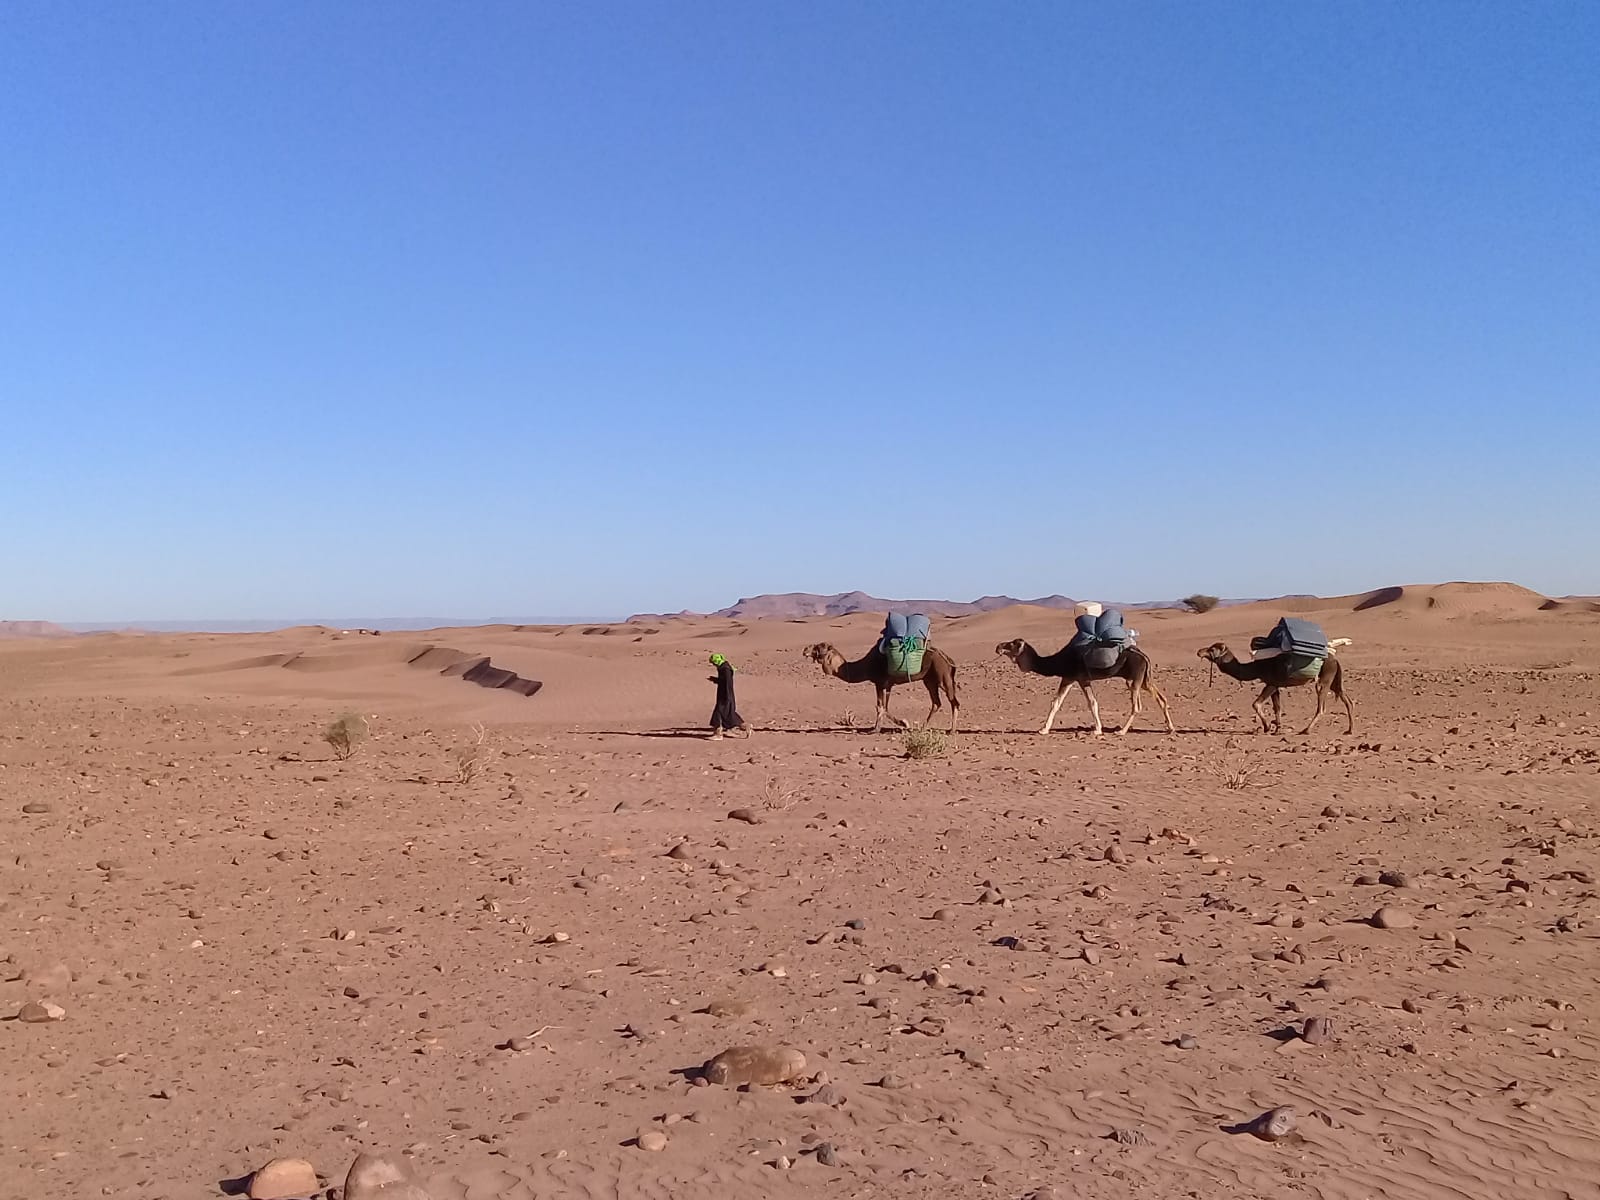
1197,617,1355,735
802,611,960,734
995,606,1175,736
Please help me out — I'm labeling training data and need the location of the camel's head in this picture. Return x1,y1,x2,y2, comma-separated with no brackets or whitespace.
802,643,839,671
1196,642,1230,663
994,639,1028,667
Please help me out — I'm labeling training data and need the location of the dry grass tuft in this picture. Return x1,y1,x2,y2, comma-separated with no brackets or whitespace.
903,728,948,760
323,713,368,761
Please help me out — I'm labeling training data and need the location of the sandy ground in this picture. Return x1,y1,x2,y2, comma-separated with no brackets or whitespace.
4,582,1600,1200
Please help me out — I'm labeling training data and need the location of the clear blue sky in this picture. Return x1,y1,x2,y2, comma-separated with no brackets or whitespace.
3,2,1596,621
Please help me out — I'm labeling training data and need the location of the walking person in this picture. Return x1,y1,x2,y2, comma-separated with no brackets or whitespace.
707,653,749,739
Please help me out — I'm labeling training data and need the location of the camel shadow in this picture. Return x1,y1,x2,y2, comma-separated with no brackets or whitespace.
591,727,1222,739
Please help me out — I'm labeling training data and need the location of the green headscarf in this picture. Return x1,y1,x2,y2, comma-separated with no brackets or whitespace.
709,653,729,668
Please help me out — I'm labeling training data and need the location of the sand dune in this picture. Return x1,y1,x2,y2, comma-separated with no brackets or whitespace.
1351,581,1552,616
1542,596,1600,614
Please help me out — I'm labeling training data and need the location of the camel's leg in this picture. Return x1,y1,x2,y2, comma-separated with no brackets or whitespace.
1147,680,1176,734
1117,678,1139,736
1251,686,1273,733
1330,665,1354,734
871,685,887,734
1301,679,1331,735
883,684,910,731
1040,681,1071,735
949,694,959,734
1271,690,1284,733
921,675,942,729
1082,683,1103,736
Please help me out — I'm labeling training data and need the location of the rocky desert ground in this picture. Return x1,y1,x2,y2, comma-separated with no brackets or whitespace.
4,582,1600,1200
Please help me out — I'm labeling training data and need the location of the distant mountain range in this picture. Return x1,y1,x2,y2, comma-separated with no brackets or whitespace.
628,591,1265,622
0,620,73,638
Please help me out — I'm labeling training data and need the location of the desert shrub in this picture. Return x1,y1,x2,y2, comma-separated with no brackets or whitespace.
453,722,489,784
1182,594,1221,614
902,728,948,760
323,713,368,760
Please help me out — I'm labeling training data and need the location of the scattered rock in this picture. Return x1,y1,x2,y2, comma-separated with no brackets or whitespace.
1301,1016,1336,1045
1371,906,1415,930
808,1083,846,1107
932,908,957,922
248,1158,319,1200
705,999,756,1019
1379,870,1413,888
728,808,764,825
816,1141,841,1167
876,1073,907,1090
20,802,53,815
702,1045,806,1086
1105,844,1128,864
17,1000,65,1023
1110,1127,1149,1147
344,1152,433,1200
666,842,692,861
1249,1107,1297,1141
637,1131,669,1153
1176,1034,1199,1050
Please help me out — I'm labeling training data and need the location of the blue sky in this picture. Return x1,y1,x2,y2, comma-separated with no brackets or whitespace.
3,2,1596,621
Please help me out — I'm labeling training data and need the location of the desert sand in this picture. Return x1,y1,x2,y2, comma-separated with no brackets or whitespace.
4,582,1600,1200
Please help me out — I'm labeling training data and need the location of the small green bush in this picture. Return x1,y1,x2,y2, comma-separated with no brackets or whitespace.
1182,594,1221,614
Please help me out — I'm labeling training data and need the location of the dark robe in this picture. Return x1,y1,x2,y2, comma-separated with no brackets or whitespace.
709,661,743,730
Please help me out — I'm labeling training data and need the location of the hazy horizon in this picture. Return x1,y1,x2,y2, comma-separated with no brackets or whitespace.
15,576,1590,632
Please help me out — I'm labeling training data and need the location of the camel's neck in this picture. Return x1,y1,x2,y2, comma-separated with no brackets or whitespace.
828,651,876,684
1026,643,1080,676
1210,650,1257,681
1016,644,1053,675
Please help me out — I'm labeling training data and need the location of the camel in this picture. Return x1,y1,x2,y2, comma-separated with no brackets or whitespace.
994,639,1175,736
1196,642,1353,735
803,643,960,734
